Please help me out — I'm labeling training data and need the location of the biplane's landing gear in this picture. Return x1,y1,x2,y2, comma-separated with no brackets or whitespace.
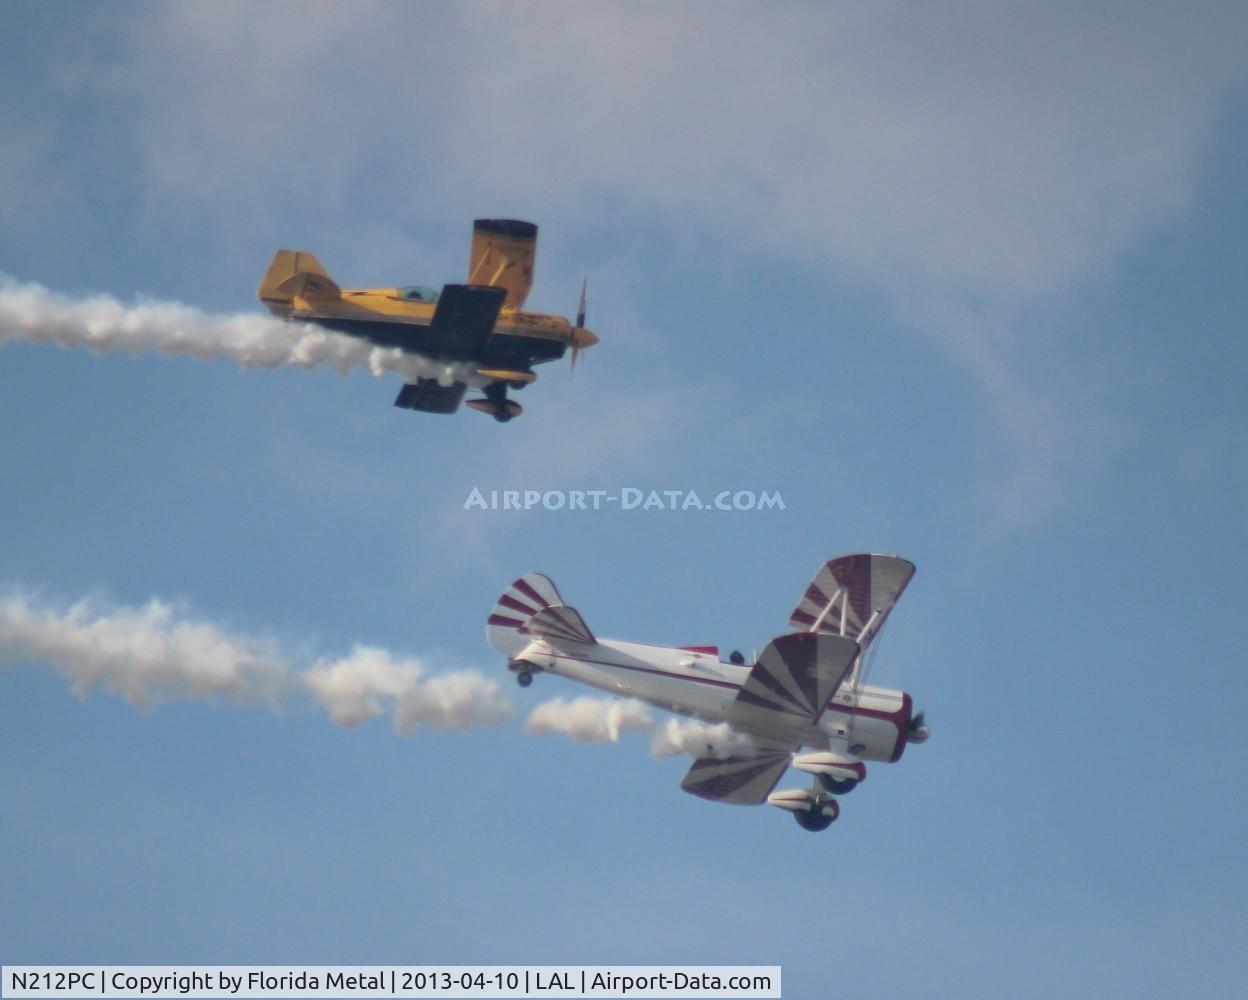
794,802,839,832
488,382,523,423
818,775,859,795
509,659,539,688
466,385,524,422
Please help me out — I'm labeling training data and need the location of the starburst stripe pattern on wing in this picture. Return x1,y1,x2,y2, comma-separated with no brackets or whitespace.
788,553,915,647
680,750,793,805
733,632,860,727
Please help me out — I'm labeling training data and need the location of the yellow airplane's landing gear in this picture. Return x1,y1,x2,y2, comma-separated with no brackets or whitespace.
466,398,524,422
477,368,536,391
467,382,524,422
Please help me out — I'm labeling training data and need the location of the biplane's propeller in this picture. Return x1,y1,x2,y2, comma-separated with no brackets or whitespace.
568,277,596,372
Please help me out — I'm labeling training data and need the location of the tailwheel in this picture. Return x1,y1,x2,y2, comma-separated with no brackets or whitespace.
509,659,540,688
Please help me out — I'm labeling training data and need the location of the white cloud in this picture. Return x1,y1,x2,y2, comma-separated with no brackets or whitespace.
114,3,1248,302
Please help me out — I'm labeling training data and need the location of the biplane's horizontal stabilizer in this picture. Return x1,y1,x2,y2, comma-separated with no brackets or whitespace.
424,284,507,359
522,605,595,646
486,572,595,655
257,249,341,309
393,378,467,414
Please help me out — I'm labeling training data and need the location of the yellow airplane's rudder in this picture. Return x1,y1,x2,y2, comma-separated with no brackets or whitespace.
257,250,341,313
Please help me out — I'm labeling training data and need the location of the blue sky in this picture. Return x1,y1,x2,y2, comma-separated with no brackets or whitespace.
2,3,1247,996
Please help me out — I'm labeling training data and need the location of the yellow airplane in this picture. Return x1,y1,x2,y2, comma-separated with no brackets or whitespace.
257,219,598,421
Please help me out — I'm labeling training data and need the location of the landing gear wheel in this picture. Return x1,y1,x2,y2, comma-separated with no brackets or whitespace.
516,670,533,688
818,775,859,795
494,410,512,423
794,807,836,832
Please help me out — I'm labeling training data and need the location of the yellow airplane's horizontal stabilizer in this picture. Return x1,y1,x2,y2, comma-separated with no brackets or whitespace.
476,368,536,384
257,249,341,307
466,399,524,419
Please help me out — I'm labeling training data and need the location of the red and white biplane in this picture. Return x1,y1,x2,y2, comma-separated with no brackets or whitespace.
488,553,928,831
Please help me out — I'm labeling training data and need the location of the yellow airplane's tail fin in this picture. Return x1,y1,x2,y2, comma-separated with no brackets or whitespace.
257,250,341,312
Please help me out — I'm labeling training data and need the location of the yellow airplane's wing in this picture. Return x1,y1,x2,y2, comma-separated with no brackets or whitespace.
467,219,537,311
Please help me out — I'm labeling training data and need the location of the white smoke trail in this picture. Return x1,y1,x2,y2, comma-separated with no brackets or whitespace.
0,275,476,387
0,592,511,733
525,696,652,743
649,718,757,759
305,645,511,733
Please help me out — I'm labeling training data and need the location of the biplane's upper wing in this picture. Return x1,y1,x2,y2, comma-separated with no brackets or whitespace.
681,632,859,805
730,632,860,737
423,283,507,359
787,554,915,651
467,219,537,311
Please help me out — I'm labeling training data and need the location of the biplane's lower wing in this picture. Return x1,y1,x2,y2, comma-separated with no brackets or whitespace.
393,378,467,414
681,748,794,805
423,283,507,358
681,632,860,805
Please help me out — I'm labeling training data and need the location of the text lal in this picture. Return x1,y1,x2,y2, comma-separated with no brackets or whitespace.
534,972,573,990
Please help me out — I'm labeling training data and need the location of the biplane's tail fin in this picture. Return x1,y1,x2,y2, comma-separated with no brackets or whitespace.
486,572,596,656
257,249,342,313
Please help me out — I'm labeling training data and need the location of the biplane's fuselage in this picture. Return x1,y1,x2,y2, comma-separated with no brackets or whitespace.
264,290,573,370
513,636,915,765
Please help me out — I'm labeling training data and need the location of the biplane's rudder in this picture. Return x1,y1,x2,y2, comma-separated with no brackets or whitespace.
486,572,595,656
257,249,342,314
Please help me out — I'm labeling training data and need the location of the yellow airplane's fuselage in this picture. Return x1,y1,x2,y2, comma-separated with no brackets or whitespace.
274,287,582,348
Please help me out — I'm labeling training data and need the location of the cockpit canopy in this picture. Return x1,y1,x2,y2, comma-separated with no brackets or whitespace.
396,285,440,303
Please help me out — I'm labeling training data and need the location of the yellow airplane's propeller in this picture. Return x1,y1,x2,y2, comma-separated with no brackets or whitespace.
569,278,596,372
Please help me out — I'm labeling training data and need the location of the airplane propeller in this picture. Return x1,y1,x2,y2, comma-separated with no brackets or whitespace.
569,277,594,373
